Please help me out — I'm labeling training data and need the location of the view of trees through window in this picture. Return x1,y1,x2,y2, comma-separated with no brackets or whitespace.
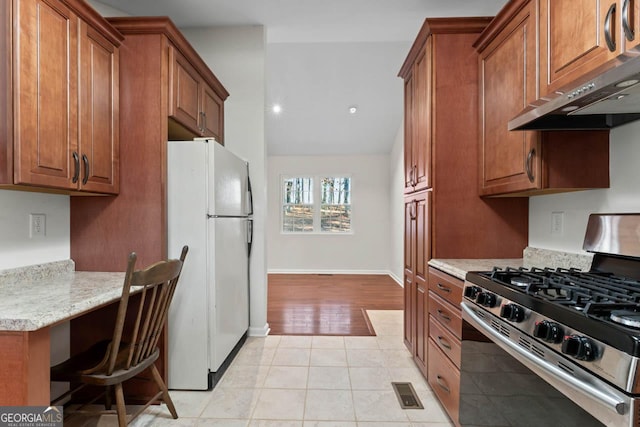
282,176,351,233
282,177,313,232
320,177,351,232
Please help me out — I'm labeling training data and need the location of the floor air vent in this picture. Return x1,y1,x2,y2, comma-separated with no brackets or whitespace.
392,382,424,409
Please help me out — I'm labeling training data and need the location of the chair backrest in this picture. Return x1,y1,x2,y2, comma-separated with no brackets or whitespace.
107,246,189,375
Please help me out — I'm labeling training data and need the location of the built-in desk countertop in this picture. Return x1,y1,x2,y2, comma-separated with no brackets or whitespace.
0,260,126,405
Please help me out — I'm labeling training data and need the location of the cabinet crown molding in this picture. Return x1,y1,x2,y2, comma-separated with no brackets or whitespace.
473,0,531,52
107,16,230,100
399,17,492,79
62,0,123,45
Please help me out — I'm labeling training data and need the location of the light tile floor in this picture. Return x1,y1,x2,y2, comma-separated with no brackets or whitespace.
66,310,453,426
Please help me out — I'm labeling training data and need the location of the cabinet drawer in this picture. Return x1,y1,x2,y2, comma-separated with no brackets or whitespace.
429,314,461,369
429,291,462,339
427,339,460,425
428,267,463,307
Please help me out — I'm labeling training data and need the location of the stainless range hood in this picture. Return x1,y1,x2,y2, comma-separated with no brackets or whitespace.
509,55,640,131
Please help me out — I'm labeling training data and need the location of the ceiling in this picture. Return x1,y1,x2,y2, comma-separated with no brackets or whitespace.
95,0,505,155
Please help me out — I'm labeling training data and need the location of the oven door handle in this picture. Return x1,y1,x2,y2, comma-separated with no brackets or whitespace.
461,302,628,416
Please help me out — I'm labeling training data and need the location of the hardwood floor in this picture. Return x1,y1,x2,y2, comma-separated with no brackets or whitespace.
267,274,404,336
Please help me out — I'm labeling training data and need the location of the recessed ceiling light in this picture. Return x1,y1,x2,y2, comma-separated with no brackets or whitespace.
349,106,357,114
272,104,282,114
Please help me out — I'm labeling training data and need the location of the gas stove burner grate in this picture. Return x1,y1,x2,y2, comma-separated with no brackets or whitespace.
482,266,640,309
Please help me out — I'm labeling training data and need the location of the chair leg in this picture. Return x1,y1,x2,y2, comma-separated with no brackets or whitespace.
114,383,128,427
150,364,178,419
105,385,112,410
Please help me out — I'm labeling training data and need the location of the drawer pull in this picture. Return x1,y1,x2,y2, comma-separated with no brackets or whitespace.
436,283,451,293
437,336,452,350
436,375,451,394
437,309,451,322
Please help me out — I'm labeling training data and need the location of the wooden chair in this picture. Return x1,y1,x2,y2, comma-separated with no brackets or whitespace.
51,246,189,426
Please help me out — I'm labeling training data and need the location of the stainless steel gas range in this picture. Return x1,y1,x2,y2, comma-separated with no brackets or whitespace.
461,214,640,427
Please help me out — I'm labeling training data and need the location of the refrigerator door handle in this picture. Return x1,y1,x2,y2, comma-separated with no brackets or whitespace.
246,166,254,216
247,219,253,257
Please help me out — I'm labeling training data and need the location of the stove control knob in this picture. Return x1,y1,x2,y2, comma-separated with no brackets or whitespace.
533,320,564,343
500,304,525,322
476,292,497,308
561,335,597,361
464,286,481,300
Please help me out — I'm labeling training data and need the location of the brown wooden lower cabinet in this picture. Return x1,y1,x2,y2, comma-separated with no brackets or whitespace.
426,267,464,426
429,314,461,368
429,291,462,338
427,339,461,425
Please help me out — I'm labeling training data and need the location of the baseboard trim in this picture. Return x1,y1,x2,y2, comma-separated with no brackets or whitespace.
388,272,403,286
267,269,392,275
248,323,270,337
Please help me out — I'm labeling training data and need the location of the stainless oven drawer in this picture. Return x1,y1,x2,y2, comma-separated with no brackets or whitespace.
461,301,634,427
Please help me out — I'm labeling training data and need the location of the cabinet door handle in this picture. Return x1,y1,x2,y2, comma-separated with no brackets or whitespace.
436,375,451,394
410,200,417,220
408,166,414,186
437,336,452,350
623,0,635,41
202,112,207,133
72,152,80,183
82,154,89,185
437,309,451,322
413,165,417,186
200,111,206,133
526,148,535,182
436,283,451,293
605,2,617,52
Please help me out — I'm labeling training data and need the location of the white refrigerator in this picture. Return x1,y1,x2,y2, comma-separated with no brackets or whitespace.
167,138,252,390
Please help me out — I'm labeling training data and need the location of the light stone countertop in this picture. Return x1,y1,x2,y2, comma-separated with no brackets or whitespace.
428,258,523,281
0,266,126,331
428,247,594,281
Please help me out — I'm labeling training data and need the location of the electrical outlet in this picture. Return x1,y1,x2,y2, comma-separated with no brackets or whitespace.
551,211,564,236
30,213,46,238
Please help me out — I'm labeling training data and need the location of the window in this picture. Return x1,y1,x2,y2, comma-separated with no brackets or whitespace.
282,176,352,233
282,177,313,232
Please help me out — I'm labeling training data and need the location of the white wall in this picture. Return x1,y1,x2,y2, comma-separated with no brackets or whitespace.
87,1,128,17
267,154,391,273
0,190,70,399
530,120,640,252
389,124,404,285
0,191,69,270
181,26,269,337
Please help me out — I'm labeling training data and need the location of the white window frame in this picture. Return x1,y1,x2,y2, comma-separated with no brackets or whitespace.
280,174,353,234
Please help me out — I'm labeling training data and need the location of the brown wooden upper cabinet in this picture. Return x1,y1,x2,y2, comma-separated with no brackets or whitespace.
169,46,224,142
107,17,229,145
477,1,539,196
0,0,121,194
476,0,610,197
403,42,431,194
540,0,640,98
